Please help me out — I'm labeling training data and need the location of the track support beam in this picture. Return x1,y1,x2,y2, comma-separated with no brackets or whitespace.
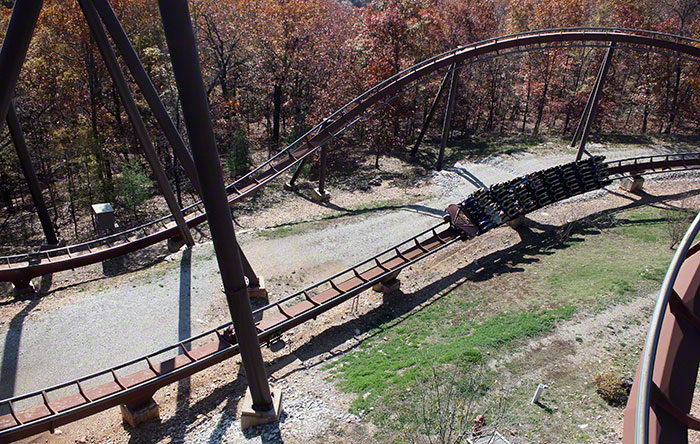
78,0,194,247
157,0,276,416
411,65,454,158
90,0,202,195
313,144,331,202
437,66,459,171
284,156,307,190
7,101,59,246
574,44,615,161
0,0,43,133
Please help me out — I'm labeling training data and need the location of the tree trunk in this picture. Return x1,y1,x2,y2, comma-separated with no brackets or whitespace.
271,84,281,159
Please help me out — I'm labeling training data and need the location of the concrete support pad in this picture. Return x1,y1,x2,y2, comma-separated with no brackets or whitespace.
373,278,400,294
311,188,330,202
240,387,282,430
283,181,297,191
247,276,268,299
507,215,527,229
120,399,159,428
620,175,644,194
12,280,35,297
40,239,66,251
167,236,187,253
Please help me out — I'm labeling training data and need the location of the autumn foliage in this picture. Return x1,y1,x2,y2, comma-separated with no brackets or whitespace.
1,0,700,248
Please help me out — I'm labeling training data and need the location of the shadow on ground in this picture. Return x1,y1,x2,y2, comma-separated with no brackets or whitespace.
117,185,700,443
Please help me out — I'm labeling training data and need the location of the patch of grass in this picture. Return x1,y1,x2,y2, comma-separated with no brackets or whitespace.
537,216,674,309
327,204,682,442
616,208,668,243
329,302,574,415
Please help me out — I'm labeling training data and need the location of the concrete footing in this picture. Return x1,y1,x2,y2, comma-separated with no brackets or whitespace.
311,188,331,202
283,181,297,191
240,387,282,430
620,175,644,193
12,280,35,297
167,236,187,253
120,399,160,428
373,278,401,294
247,276,268,299
507,215,527,229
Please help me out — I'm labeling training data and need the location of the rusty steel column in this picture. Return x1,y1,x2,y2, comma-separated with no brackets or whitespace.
285,156,307,190
78,0,194,246
0,0,44,132
7,101,58,245
318,144,328,196
570,55,605,147
411,65,453,158
576,44,615,161
90,0,202,195
238,245,260,288
157,0,274,411
437,67,459,171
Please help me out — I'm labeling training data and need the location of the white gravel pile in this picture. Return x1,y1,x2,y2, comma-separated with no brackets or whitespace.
183,371,360,444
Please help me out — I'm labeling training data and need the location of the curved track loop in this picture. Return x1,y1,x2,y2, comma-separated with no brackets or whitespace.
623,214,700,444
3,27,700,286
0,154,699,442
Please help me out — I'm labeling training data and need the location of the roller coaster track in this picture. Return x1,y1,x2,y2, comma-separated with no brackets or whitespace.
3,27,700,287
0,152,698,442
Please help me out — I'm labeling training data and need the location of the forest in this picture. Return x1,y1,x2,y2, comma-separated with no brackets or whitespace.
1,0,699,251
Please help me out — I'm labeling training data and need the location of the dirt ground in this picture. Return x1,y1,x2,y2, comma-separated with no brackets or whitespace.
11,175,699,444
2,136,700,443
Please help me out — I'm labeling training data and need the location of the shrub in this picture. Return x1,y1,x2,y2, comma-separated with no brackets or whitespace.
593,372,632,407
116,158,152,214
225,128,251,178
665,207,695,250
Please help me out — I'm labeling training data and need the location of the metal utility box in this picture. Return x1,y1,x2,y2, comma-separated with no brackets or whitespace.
92,203,116,235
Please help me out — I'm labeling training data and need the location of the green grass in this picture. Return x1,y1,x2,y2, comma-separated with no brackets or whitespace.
330,303,575,414
326,204,684,441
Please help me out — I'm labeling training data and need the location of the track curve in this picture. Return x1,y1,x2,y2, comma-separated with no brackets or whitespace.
0,153,698,442
3,27,700,286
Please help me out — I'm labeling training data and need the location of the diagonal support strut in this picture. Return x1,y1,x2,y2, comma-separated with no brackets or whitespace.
574,43,615,161
90,0,202,195
7,101,59,246
411,64,454,158
437,65,460,171
78,0,194,246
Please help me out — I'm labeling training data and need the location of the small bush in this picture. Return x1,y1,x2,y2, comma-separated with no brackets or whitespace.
665,207,695,250
225,128,251,178
593,372,632,407
116,158,152,214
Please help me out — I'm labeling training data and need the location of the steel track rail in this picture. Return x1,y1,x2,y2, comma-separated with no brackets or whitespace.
3,28,700,285
1,152,698,441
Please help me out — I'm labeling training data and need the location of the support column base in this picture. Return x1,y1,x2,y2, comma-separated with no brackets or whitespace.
311,188,330,202
40,239,66,252
247,276,268,299
620,175,644,194
12,280,35,297
373,278,401,294
120,398,160,428
283,181,297,191
507,215,527,229
240,387,282,430
167,236,187,253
